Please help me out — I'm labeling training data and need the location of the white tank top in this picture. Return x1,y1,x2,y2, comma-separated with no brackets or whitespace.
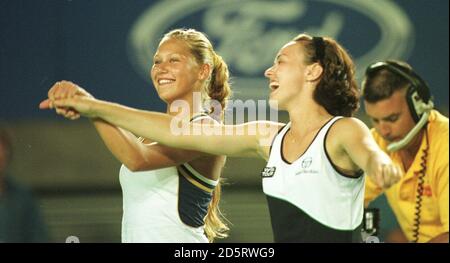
119,114,217,243
262,117,365,242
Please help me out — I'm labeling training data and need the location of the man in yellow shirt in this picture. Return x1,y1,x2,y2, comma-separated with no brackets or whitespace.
362,60,449,243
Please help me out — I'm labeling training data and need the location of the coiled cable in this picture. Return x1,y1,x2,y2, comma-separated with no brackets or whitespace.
411,129,429,243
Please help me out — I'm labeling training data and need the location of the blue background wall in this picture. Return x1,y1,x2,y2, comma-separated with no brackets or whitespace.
1,0,448,120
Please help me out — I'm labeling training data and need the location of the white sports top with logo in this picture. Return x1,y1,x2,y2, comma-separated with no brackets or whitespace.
262,117,365,242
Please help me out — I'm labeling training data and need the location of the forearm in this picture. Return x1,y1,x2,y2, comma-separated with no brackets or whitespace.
91,118,146,170
91,100,200,152
365,149,391,172
88,100,264,157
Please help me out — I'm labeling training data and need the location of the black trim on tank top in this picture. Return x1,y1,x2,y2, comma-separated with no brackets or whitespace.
175,111,215,228
189,112,209,122
323,118,364,179
269,124,287,157
280,117,335,165
177,168,213,228
266,195,363,243
178,164,216,192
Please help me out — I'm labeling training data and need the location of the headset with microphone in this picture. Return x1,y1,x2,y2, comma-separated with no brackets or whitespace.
365,61,434,152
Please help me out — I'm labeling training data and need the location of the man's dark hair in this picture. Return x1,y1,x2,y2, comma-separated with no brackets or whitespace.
362,60,413,103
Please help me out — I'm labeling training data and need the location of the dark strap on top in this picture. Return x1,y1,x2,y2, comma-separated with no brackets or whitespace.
189,112,209,122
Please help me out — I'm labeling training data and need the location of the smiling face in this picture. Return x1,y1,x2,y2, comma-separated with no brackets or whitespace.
364,89,416,142
264,41,309,110
150,38,204,103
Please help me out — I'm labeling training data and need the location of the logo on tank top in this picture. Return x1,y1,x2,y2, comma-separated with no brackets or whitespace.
261,167,276,178
301,157,313,168
296,156,318,175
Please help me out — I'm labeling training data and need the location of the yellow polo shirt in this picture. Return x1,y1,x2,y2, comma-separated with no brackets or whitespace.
365,110,449,242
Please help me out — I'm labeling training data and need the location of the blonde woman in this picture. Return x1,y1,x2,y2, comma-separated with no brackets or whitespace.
42,29,231,243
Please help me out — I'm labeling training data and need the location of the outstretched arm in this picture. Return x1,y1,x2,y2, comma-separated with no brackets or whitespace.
39,82,216,171
334,118,403,189
40,82,282,159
